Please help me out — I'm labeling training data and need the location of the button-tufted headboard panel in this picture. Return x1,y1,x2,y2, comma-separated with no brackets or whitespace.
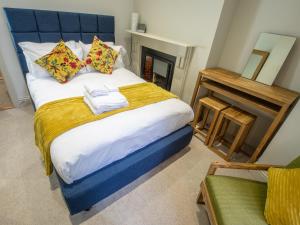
4,8,115,76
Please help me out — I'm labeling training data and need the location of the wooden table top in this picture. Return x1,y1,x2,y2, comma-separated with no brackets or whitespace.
201,68,299,106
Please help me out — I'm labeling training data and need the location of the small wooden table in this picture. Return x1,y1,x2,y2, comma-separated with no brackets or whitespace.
191,68,299,162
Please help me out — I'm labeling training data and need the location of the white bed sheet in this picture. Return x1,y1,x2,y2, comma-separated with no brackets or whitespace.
27,68,194,184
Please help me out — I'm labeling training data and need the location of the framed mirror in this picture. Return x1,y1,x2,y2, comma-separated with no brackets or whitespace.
242,33,296,85
242,49,269,80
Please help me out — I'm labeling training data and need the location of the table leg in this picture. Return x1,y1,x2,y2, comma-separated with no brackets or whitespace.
199,107,210,129
208,113,225,147
192,102,203,130
219,118,229,139
205,110,220,145
226,124,247,160
249,105,289,162
190,72,203,109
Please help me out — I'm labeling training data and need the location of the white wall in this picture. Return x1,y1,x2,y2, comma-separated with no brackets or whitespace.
134,0,223,47
134,0,233,103
206,0,239,67
217,0,300,163
0,0,134,106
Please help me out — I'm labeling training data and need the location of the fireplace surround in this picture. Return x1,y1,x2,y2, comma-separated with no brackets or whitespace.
127,30,195,98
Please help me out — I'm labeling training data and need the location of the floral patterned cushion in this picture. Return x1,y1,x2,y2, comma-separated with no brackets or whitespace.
35,40,84,83
85,36,119,74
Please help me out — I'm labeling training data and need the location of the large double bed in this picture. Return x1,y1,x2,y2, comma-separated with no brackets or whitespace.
5,8,194,214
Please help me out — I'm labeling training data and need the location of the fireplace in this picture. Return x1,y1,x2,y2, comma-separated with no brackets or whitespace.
140,46,176,91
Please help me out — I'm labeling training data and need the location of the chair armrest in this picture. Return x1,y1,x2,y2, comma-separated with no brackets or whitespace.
207,161,284,175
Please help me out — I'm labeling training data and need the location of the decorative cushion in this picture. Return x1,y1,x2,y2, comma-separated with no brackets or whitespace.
19,41,82,78
206,175,268,225
85,36,118,74
79,41,126,72
35,40,84,83
264,168,300,225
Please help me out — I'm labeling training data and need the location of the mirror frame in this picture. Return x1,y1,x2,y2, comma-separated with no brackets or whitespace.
249,49,269,80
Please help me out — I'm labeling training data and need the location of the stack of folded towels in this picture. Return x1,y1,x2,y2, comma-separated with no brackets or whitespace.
84,83,128,115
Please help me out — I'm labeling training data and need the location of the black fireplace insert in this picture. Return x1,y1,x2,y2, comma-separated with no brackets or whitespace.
140,46,176,91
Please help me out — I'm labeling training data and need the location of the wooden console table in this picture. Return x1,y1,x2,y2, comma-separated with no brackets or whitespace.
191,68,299,162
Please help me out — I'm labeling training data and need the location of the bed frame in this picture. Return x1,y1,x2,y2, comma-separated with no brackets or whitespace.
4,7,193,215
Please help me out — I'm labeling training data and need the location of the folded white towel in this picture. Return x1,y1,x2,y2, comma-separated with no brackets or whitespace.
84,83,109,97
84,97,128,115
104,83,119,92
84,91,128,115
84,91,128,107
84,97,103,115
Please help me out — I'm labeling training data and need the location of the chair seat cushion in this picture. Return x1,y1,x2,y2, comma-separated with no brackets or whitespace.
206,175,268,225
287,155,300,168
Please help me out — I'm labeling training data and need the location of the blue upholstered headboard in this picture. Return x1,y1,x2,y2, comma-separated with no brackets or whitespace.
4,8,115,76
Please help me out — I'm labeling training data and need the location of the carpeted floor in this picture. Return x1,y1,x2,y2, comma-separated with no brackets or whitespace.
0,105,264,225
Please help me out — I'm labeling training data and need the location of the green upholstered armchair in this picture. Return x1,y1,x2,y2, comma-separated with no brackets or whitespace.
197,157,300,225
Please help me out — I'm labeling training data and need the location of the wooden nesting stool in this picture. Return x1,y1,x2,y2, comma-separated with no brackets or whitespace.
208,107,256,161
192,97,229,145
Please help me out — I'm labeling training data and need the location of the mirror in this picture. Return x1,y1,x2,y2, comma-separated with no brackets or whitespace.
242,33,296,85
242,49,269,80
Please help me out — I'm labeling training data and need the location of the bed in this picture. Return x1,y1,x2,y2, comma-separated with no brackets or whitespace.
4,7,194,215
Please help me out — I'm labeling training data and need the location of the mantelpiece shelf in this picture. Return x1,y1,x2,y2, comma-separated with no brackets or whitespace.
126,30,198,48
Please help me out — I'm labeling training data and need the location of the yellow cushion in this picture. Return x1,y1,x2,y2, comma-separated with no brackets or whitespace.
35,40,83,83
265,168,300,225
85,36,118,74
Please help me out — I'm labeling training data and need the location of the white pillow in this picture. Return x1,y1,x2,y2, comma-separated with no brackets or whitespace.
19,41,77,54
18,41,83,78
79,41,127,72
78,42,95,73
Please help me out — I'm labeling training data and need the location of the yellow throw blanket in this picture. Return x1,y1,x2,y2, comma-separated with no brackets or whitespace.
34,82,177,175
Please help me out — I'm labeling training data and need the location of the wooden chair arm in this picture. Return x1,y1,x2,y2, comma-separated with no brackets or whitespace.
207,161,284,175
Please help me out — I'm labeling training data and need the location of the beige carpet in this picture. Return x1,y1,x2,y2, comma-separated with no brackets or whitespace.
0,105,264,225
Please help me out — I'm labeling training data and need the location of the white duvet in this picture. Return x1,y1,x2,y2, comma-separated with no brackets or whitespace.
27,68,194,184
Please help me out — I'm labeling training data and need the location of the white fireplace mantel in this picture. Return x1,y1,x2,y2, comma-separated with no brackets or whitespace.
127,30,196,98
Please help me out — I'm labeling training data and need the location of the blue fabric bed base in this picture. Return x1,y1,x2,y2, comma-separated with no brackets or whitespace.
57,125,193,215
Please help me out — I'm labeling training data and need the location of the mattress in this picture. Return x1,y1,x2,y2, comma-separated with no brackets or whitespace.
27,68,194,184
